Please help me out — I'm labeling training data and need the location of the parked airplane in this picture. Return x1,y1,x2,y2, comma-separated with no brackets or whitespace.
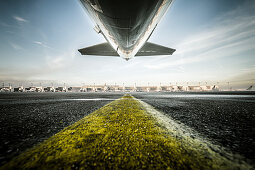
247,85,253,90
78,0,176,60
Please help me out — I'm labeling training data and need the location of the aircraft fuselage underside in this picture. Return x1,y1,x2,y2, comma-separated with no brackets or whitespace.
79,0,175,60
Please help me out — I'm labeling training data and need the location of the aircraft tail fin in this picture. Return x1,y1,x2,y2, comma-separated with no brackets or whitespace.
247,85,253,90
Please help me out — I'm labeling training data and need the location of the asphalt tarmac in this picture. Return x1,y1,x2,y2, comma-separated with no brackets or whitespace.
132,91,255,165
0,92,254,166
0,92,123,165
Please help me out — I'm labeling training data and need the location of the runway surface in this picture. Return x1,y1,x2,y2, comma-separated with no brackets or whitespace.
0,93,123,165
0,92,254,167
132,92,255,164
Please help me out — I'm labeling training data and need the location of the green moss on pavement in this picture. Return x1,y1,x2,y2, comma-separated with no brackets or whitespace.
1,95,252,169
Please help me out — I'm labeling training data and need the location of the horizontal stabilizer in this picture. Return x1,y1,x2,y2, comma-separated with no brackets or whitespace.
136,42,175,56
78,42,175,57
78,43,118,56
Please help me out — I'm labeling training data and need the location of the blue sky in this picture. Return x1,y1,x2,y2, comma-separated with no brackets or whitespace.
0,0,255,89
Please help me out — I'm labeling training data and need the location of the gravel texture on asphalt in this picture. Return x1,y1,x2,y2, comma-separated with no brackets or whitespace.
132,91,255,165
0,92,254,167
0,92,123,166
1,95,252,169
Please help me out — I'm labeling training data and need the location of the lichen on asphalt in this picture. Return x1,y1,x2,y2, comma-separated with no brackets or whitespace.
1,95,252,169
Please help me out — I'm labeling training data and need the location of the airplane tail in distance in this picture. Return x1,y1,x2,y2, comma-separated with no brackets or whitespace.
78,42,175,57
247,85,253,90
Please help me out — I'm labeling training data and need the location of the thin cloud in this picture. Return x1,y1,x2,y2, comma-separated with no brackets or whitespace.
175,15,255,55
45,50,76,70
144,8,255,70
0,50,76,80
33,41,52,49
228,67,255,88
34,41,43,45
0,21,17,28
240,65,255,73
0,21,11,27
13,16,28,23
9,42,23,50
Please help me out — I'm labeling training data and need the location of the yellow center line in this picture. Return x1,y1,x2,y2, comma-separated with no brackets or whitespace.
1,95,252,169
